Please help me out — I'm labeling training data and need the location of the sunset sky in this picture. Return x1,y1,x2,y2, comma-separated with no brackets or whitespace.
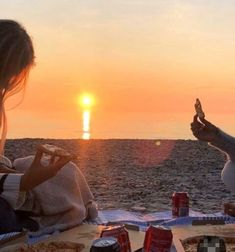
2,0,235,139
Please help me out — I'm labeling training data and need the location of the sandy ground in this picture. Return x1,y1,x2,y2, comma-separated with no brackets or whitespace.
4,139,235,214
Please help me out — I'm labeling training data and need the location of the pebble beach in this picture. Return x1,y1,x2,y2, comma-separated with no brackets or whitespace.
5,139,235,214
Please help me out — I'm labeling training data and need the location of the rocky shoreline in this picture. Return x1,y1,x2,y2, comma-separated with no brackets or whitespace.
5,139,235,213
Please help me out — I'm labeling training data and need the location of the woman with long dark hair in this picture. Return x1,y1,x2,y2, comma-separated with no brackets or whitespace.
0,20,98,233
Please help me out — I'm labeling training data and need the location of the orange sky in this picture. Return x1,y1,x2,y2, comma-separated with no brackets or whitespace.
2,1,235,139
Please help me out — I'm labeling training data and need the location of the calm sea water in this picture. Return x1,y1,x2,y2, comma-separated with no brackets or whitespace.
6,110,235,140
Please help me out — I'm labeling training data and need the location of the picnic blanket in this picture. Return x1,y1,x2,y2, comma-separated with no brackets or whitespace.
92,209,235,230
1,209,235,245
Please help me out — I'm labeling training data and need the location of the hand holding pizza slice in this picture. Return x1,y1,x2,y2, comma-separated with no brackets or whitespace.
191,99,220,142
38,144,76,159
194,98,205,119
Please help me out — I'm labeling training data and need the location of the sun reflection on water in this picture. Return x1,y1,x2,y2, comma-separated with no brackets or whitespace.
79,94,95,140
82,110,90,140
82,132,90,140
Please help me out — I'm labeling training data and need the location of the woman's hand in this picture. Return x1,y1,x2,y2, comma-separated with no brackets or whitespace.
191,115,219,142
20,149,71,191
0,166,18,173
224,203,235,217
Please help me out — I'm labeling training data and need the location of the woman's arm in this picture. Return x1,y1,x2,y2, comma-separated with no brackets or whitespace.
191,115,235,161
0,149,72,208
0,173,26,209
209,130,235,161
0,166,18,173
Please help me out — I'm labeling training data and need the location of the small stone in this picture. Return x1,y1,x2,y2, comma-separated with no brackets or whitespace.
104,203,115,209
131,206,147,212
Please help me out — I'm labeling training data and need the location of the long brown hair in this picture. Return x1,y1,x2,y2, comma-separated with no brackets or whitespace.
0,20,34,154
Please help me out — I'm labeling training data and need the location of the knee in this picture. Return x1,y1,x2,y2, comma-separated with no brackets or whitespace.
56,161,83,180
221,160,235,193
13,156,35,173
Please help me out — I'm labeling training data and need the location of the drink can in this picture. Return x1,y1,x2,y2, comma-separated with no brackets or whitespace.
143,225,173,252
100,225,131,252
90,237,121,252
172,192,189,217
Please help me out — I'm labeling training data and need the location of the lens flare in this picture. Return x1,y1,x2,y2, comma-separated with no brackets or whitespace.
155,141,161,146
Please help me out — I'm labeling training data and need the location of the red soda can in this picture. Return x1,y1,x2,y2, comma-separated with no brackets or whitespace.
100,225,131,252
172,192,189,218
143,225,173,252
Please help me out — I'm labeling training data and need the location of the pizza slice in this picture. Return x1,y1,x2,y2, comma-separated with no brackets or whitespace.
194,98,205,119
38,144,76,159
1,241,85,251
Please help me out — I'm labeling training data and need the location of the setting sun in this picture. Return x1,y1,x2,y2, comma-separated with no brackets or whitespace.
79,94,95,109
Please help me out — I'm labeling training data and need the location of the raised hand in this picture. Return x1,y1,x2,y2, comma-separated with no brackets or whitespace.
190,115,219,142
